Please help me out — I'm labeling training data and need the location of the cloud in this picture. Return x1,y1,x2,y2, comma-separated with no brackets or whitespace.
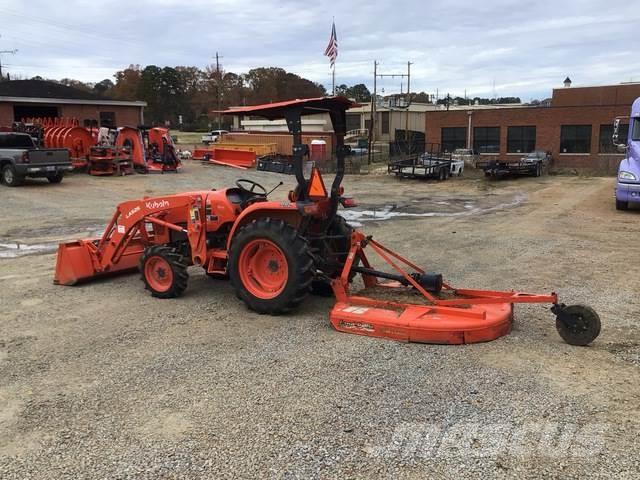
0,0,638,100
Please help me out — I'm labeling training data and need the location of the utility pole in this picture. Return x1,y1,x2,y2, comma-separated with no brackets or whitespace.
0,35,18,81
370,61,412,157
368,61,378,165
405,61,412,149
214,51,223,129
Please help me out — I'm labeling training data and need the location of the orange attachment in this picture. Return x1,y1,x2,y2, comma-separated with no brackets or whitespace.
115,127,146,170
329,231,558,345
210,148,256,168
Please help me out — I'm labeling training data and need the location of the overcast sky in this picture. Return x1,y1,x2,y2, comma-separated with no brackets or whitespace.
0,0,638,101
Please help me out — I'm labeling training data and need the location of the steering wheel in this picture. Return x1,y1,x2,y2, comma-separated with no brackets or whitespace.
236,179,267,197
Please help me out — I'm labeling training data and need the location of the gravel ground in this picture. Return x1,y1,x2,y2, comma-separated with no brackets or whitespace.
1,163,639,479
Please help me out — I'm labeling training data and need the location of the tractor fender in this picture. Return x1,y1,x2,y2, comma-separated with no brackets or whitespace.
226,201,302,250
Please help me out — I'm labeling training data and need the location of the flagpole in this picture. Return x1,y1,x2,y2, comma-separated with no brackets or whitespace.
332,65,335,96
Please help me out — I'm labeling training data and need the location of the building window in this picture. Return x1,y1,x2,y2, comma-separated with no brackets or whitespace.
441,127,467,152
473,127,500,153
507,126,536,153
560,125,592,153
380,111,390,135
346,113,361,132
600,124,628,153
99,111,116,128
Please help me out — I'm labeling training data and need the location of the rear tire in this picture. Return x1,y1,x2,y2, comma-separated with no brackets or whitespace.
229,218,313,314
47,173,64,184
140,245,189,298
616,199,628,211
2,164,23,187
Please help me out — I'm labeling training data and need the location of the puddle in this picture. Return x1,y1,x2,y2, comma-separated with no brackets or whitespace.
0,242,59,258
0,223,106,259
342,193,527,226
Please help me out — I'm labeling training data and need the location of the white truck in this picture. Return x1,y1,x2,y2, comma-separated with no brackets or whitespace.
201,129,228,145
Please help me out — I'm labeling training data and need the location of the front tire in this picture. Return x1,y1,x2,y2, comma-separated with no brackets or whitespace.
2,165,23,187
229,218,313,314
616,199,628,211
140,245,189,298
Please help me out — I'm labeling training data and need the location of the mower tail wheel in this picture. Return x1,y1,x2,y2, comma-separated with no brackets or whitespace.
229,218,313,314
140,245,189,298
554,304,601,346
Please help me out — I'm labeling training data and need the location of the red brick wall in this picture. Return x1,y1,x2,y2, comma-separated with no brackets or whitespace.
425,104,632,174
0,101,142,127
59,105,142,126
0,103,13,126
552,83,640,108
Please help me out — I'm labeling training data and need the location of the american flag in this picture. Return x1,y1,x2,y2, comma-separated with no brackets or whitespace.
324,21,338,68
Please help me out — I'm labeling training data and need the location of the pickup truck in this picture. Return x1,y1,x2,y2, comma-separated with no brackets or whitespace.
0,132,72,186
201,129,228,145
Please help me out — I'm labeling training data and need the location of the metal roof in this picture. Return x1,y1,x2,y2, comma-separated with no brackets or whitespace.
0,96,146,107
218,96,358,119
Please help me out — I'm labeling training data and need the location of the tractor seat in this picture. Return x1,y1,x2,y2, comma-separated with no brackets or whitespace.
226,188,266,210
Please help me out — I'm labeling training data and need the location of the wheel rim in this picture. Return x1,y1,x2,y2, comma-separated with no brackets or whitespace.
238,239,288,299
5,168,13,183
144,256,174,292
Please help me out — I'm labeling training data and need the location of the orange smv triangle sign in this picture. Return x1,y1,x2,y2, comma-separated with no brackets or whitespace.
307,167,328,199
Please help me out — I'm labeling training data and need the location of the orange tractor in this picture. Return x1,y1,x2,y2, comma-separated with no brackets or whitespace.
54,97,600,346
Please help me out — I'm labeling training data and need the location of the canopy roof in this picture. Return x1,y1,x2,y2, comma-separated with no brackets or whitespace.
218,96,358,120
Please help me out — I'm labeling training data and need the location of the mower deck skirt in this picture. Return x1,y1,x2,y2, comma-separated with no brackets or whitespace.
330,301,513,344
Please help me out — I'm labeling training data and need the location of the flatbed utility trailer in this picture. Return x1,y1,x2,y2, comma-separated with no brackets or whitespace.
388,148,453,181
476,150,551,178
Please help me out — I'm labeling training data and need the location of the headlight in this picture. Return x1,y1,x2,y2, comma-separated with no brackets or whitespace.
619,171,638,181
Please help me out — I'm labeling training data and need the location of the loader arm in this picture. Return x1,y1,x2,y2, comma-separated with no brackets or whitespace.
54,194,208,285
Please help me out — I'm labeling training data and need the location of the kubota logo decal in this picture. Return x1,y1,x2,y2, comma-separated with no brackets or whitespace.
145,200,170,210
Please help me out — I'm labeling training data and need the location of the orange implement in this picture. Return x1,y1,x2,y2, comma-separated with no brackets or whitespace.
209,148,256,168
329,231,558,345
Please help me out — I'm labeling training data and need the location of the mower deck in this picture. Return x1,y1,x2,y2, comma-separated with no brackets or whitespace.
330,285,513,344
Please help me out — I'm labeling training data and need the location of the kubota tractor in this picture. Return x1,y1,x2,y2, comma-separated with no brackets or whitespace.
54,97,601,346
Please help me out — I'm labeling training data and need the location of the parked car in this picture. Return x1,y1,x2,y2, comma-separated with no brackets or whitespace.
0,132,72,186
476,150,551,178
201,129,229,145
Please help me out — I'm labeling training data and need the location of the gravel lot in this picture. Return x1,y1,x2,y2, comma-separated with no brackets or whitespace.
1,163,639,479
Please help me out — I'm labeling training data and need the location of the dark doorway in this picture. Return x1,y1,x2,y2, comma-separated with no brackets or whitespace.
13,105,58,121
390,129,426,156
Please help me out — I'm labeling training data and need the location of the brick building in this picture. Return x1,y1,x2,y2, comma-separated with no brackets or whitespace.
425,82,640,174
0,80,146,127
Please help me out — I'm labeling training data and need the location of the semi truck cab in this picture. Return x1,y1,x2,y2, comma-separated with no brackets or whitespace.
614,97,640,210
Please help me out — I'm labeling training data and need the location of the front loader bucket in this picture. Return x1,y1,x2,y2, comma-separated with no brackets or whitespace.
54,238,143,286
53,240,100,285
